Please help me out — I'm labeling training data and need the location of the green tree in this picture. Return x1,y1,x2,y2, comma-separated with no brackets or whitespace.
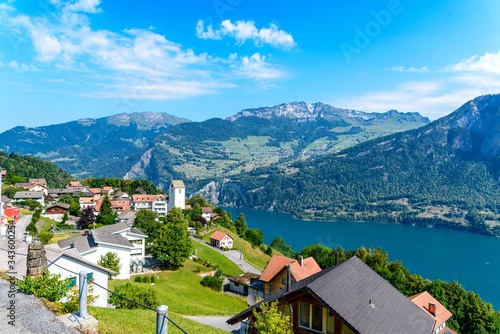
96,195,115,225
234,213,247,237
244,228,264,247
108,283,158,309
58,194,74,205
253,301,293,334
149,208,192,269
200,269,224,291
4,174,24,185
18,270,71,302
270,236,295,258
61,211,69,224
134,209,161,241
97,252,121,277
299,243,335,269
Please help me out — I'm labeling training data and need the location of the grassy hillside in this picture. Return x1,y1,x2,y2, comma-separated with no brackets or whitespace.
201,226,276,271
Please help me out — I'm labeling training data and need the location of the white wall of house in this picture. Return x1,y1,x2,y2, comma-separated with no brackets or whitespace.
29,185,48,195
133,202,151,211
202,212,211,221
152,198,167,217
48,256,110,307
81,244,132,279
114,230,147,257
220,235,233,248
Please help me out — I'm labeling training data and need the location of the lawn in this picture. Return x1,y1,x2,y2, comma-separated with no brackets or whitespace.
90,307,227,334
193,242,243,277
202,226,272,271
109,260,247,316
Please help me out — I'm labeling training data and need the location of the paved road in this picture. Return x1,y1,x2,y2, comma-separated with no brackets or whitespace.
190,236,262,275
184,316,240,333
15,215,31,241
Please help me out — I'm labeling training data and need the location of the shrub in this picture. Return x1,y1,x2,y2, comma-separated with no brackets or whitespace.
38,231,54,245
108,283,158,309
150,276,155,284
18,270,71,302
142,276,149,283
200,269,224,292
134,276,142,283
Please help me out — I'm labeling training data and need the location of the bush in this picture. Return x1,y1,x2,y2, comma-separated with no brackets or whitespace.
150,276,155,284
38,231,54,245
142,276,149,283
18,270,71,302
200,269,224,292
134,276,142,283
108,283,158,309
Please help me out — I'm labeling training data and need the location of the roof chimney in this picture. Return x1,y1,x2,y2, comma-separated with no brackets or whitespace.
298,255,303,267
428,302,436,316
286,264,291,293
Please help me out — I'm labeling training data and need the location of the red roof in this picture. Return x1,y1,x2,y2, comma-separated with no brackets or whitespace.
202,207,212,213
210,231,233,241
410,291,453,333
259,255,321,282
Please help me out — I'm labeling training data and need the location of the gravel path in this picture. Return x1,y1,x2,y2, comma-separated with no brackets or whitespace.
0,277,79,334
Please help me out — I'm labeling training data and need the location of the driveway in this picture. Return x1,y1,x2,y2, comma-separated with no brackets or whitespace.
190,236,262,275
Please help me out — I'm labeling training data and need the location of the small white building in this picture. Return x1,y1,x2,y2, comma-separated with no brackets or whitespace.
167,180,185,212
209,231,234,249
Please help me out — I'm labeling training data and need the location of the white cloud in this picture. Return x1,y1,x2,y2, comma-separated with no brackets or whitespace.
0,2,287,100
444,50,500,74
196,19,296,49
389,66,429,73
232,53,286,80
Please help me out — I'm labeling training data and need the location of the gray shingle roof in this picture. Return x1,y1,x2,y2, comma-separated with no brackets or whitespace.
91,230,134,248
58,234,96,253
228,256,435,334
95,220,147,237
13,191,44,199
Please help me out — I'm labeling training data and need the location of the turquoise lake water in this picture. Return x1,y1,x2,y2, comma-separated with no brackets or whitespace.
224,207,500,310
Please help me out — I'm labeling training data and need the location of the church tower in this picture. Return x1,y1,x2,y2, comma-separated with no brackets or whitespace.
167,180,185,212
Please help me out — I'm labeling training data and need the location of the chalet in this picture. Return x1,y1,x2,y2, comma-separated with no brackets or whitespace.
110,200,131,213
209,231,234,249
113,191,131,201
228,256,437,334
46,203,70,215
28,178,47,187
201,207,213,221
410,291,456,334
102,186,115,195
260,255,321,297
89,188,102,195
13,191,45,206
79,195,102,211
227,272,264,298
15,182,49,195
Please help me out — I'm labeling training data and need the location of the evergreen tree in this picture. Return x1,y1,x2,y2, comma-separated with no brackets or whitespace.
234,213,247,237
96,195,115,225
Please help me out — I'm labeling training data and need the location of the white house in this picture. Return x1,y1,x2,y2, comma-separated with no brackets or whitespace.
45,244,113,307
167,180,185,212
132,194,167,217
58,217,148,279
209,231,234,249
58,229,134,279
13,191,45,206
201,207,213,221
0,237,113,308
152,196,167,217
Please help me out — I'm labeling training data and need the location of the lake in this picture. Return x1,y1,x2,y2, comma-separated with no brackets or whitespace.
224,207,500,310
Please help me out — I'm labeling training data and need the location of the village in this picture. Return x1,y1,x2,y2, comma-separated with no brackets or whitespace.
0,169,458,334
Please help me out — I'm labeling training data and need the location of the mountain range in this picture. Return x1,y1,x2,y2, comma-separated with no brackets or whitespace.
0,102,429,185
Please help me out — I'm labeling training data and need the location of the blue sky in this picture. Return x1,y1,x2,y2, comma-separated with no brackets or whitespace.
1,0,500,132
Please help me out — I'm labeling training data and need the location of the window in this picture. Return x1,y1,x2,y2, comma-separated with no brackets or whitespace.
87,272,93,282
281,276,286,284
178,189,181,194
342,323,354,334
269,286,274,295
299,302,330,333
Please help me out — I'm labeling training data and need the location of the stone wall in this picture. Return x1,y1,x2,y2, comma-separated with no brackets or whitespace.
26,241,47,277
